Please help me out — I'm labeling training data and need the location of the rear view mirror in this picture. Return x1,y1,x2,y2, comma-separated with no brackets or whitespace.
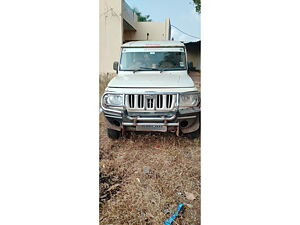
188,61,193,73
113,61,119,72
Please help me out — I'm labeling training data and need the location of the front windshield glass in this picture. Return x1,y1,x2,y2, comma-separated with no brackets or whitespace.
119,47,186,71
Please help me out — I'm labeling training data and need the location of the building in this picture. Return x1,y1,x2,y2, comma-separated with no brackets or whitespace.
100,0,171,73
185,41,201,71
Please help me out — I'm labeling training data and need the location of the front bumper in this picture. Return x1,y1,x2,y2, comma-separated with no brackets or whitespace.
101,91,200,134
101,106,200,134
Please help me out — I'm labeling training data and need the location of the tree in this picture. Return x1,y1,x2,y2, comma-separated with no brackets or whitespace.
133,8,152,22
193,0,201,13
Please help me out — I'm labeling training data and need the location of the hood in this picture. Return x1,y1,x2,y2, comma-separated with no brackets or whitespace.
108,71,195,88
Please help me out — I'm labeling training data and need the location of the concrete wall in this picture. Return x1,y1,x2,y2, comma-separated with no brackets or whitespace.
100,0,171,73
186,45,201,71
100,0,123,73
123,30,135,42
132,18,170,41
122,1,137,30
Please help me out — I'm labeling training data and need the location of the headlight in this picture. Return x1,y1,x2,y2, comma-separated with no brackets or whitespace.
103,94,124,106
179,93,200,107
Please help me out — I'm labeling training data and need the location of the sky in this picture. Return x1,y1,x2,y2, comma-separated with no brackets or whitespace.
125,0,201,43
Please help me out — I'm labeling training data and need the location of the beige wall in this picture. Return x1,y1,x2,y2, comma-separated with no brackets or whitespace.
123,18,170,42
100,0,123,73
100,0,171,73
131,18,170,41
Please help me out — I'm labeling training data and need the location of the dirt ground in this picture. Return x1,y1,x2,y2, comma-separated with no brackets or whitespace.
99,72,201,225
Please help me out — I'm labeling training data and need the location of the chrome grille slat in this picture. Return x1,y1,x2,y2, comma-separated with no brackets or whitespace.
138,95,143,108
128,94,134,108
164,95,168,109
126,94,175,111
134,94,138,109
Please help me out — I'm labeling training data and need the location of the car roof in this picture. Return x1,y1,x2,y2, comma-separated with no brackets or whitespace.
121,41,185,47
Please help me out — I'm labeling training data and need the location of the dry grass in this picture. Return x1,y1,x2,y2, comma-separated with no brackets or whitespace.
99,73,201,225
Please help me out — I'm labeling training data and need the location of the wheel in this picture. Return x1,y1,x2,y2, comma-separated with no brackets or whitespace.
107,128,121,139
184,113,201,139
185,128,200,139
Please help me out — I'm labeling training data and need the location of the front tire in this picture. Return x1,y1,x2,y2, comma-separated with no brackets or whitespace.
107,128,120,139
183,113,201,139
185,128,200,139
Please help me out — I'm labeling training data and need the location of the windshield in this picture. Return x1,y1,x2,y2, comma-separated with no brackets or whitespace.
119,47,187,71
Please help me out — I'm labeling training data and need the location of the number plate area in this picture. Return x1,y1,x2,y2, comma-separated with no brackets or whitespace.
136,125,167,132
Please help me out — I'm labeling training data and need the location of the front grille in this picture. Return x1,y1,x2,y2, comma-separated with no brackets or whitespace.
126,94,176,110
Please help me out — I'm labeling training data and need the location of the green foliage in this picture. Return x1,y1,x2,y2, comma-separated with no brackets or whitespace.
133,8,152,22
193,0,201,13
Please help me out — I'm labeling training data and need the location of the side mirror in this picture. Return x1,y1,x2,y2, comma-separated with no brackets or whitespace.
113,61,119,72
187,61,193,74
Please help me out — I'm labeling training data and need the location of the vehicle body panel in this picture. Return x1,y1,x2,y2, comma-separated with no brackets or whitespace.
108,71,195,88
101,41,200,137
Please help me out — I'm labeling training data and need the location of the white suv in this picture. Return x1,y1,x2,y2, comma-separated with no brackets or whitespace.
101,41,200,139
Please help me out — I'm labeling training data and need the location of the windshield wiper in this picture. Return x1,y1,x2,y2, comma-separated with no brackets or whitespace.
139,67,159,71
132,68,141,73
132,67,159,73
160,68,166,73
